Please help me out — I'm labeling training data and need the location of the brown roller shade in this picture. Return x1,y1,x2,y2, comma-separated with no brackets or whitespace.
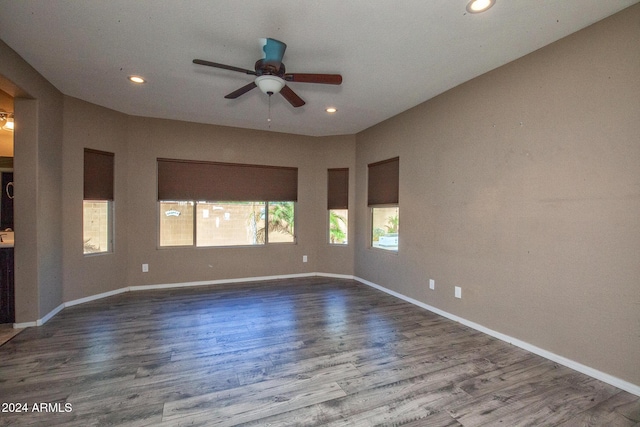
157,158,298,202
84,148,114,200
327,168,349,209
367,157,399,206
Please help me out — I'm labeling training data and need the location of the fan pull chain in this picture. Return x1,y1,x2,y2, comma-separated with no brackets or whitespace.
267,94,272,128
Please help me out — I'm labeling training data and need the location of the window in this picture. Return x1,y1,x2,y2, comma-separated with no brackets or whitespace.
196,201,263,247
83,200,112,254
368,157,399,252
329,209,348,245
328,168,348,245
371,206,399,250
159,201,295,247
266,201,295,243
157,158,298,248
159,201,194,247
83,149,114,254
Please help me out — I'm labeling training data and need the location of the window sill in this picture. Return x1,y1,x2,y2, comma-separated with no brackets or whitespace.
368,246,399,255
157,242,298,250
83,251,113,257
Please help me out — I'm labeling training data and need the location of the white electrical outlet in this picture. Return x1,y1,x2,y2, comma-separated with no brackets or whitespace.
142,263,149,273
303,255,308,263
455,286,462,299
429,279,435,290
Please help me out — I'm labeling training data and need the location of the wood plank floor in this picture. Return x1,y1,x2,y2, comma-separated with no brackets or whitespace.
0,323,22,346
0,277,638,426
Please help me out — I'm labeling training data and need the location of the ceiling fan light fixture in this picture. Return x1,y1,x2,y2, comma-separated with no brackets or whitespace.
466,0,495,13
255,75,285,95
193,37,342,108
326,107,337,113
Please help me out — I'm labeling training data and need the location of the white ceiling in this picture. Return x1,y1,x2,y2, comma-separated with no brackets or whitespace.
0,1,637,137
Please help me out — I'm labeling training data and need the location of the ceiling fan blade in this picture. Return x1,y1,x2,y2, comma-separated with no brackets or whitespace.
193,59,256,75
260,38,287,69
284,73,342,85
280,85,305,108
224,82,257,99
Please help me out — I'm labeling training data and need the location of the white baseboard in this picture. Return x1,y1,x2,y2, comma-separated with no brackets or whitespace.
313,272,355,280
353,275,640,397
129,272,315,291
38,303,65,326
14,303,65,328
13,289,127,329
12,272,638,397
13,320,37,328
65,288,129,307
17,273,323,328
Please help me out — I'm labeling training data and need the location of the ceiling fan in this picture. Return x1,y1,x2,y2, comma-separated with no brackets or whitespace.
193,38,342,108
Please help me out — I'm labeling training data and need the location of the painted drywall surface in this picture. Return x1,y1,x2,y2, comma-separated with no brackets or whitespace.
312,135,357,276
0,40,64,322
355,4,640,385
52,99,354,301
58,97,354,302
13,99,40,323
125,117,355,287
62,96,129,301
32,92,64,321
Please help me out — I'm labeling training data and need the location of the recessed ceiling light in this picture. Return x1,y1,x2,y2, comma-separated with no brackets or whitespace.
326,107,337,113
466,0,495,13
128,75,146,84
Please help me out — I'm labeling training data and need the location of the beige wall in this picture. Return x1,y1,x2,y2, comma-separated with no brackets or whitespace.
124,117,355,287
57,99,355,295
62,96,129,301
355,4,640,385
309,135,356,276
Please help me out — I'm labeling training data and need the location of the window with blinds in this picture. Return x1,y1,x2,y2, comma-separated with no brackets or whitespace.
83,148,114,254
368,157,399,252
328,168,348,245
157,158,298,247
367,157,398,206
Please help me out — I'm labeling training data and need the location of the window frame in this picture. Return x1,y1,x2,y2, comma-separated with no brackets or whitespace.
158,200,297,249
264,201,297,245
370,205,399,253
83,148,114,256
83,199,114,255
367,157,399,253
327,167,349,246
158,200,195,248
328,209,348,245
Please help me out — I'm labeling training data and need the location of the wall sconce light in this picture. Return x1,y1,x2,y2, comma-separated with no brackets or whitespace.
0,112,14,132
